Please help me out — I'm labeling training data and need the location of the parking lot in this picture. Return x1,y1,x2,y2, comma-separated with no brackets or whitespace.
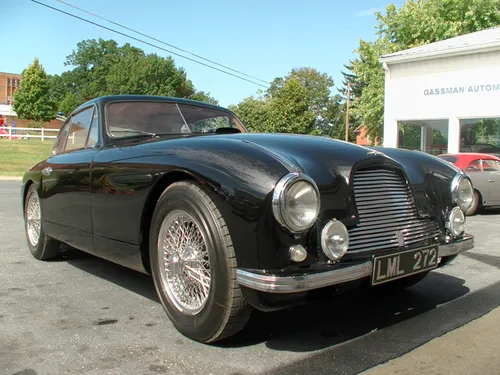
1,180,500,375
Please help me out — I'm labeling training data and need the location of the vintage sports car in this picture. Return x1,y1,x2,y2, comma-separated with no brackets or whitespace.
438,152,500,216
22,95,474,343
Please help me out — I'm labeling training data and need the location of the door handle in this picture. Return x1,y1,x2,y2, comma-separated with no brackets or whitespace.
488,179,495,183
42,167,53,176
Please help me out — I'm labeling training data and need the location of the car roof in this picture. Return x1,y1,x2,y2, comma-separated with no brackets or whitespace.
439,152,500,160
73,95,230,114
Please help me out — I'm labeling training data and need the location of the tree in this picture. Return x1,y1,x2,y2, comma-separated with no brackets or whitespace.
13,58,57,123
345,0,500,141
268,77,317,134
58,92,82,116
230,67,335,135
268,67,334,116
228,94,270,132
47,38,215,112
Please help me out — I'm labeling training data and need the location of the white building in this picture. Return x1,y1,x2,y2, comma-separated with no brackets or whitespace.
381,27,500,155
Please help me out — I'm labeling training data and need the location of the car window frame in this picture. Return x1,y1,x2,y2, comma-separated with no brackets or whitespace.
63,104,98,153
481,158,500,172
51,120,71,156
103,100,186,140
102,99,248,140
465,159,482,172
85,106,100,148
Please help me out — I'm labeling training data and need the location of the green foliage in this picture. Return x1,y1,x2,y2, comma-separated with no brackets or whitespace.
59,92,82,117
346,0,500,142
231,67,344,136
228,94,270,132
268,77,317,134
13,58,57,123
45,38,216,115
268,67,333,116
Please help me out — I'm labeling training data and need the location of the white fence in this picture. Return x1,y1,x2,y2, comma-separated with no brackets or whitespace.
0,126,59,141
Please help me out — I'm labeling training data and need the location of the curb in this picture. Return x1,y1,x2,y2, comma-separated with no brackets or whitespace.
0,176,22,181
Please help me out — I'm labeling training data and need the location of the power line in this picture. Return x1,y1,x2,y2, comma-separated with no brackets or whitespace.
30,0,269,89
55,0,270,86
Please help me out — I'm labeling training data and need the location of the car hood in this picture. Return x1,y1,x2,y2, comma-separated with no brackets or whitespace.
213,133,399,186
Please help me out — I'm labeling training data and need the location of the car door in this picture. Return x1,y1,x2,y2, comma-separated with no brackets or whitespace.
481,159,500,205
41,105,99,252
465,159,490,204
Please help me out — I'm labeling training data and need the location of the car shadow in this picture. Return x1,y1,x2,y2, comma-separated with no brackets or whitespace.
60,246,160,303
60,246,477,356
217,271,470,352
478,208,500,216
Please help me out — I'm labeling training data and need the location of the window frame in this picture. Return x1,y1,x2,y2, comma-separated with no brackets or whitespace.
61,104,97,153
481,158,500,172
85,106,100,148
103,100,186,140
465,159,482,172
102,99,247,140
51,120,71,156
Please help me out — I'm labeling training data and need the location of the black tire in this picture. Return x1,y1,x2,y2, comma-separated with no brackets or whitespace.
24,184,60,260
149,180,251,343
465,190,480,216
374,271,429,292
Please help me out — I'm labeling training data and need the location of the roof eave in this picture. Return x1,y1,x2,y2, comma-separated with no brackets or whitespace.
380,41,500,64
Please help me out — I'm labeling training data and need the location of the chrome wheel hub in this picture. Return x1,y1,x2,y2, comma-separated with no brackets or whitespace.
158,210,211,315
26,192,41,247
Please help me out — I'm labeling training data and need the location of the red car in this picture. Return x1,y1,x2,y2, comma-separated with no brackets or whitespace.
438,152,500,215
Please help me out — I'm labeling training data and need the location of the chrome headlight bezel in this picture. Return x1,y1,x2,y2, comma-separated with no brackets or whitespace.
451,173,473,212
447,206,466,237
272,172,320,233
321,219,349,261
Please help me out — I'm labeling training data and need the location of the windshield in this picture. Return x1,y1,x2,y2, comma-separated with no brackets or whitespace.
106,101,247,138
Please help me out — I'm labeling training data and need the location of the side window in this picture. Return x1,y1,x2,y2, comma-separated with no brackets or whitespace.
52,121,70,155
65,107,94,151
466,159,481,172
482,159,500,171
86,110,99,147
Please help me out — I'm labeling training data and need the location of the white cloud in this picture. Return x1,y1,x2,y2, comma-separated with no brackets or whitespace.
354,8,382,17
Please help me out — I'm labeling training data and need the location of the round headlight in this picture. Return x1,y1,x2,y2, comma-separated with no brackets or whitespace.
452,174,473,211
321,219,349,261
447,206,465,237
272,173,320,233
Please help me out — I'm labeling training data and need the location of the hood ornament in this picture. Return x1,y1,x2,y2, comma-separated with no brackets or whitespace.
395,231,405,247
367,150,383,156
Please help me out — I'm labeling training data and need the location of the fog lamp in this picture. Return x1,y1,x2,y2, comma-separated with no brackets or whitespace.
289,245,307,262
321,219,349,261
447,206,466,237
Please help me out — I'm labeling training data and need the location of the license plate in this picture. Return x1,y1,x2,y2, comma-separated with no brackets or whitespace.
371,246,439,285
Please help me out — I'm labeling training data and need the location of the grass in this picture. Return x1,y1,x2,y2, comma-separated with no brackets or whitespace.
0,139,55,176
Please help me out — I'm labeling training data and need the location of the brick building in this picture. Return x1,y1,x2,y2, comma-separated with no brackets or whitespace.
354,125,379,146
0,72,22,104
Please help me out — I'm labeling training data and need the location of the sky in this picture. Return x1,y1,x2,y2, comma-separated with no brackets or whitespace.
2,0,405,107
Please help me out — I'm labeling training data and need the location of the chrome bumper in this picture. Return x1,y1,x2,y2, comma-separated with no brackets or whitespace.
236,234,474,294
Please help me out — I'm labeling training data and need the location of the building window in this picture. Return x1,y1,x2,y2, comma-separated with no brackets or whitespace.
398,120,449,155
7,78,11,87
460,118,500,153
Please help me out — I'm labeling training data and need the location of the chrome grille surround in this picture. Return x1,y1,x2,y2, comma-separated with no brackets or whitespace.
348,168,441,253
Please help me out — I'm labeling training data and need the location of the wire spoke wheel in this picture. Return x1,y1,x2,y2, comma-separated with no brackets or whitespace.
158,210,211,315
26,191,41,247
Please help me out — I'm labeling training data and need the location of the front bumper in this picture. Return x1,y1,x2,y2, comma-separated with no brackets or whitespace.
236,234,474,294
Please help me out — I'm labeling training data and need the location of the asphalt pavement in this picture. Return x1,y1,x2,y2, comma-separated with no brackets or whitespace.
1,180,499,375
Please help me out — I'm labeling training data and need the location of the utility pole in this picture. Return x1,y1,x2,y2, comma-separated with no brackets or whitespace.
345,81,351,142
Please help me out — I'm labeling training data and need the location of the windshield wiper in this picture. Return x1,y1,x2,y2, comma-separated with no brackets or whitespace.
119,129,156,137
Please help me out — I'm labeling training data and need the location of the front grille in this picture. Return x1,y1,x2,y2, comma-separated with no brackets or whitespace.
348,168,441,253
